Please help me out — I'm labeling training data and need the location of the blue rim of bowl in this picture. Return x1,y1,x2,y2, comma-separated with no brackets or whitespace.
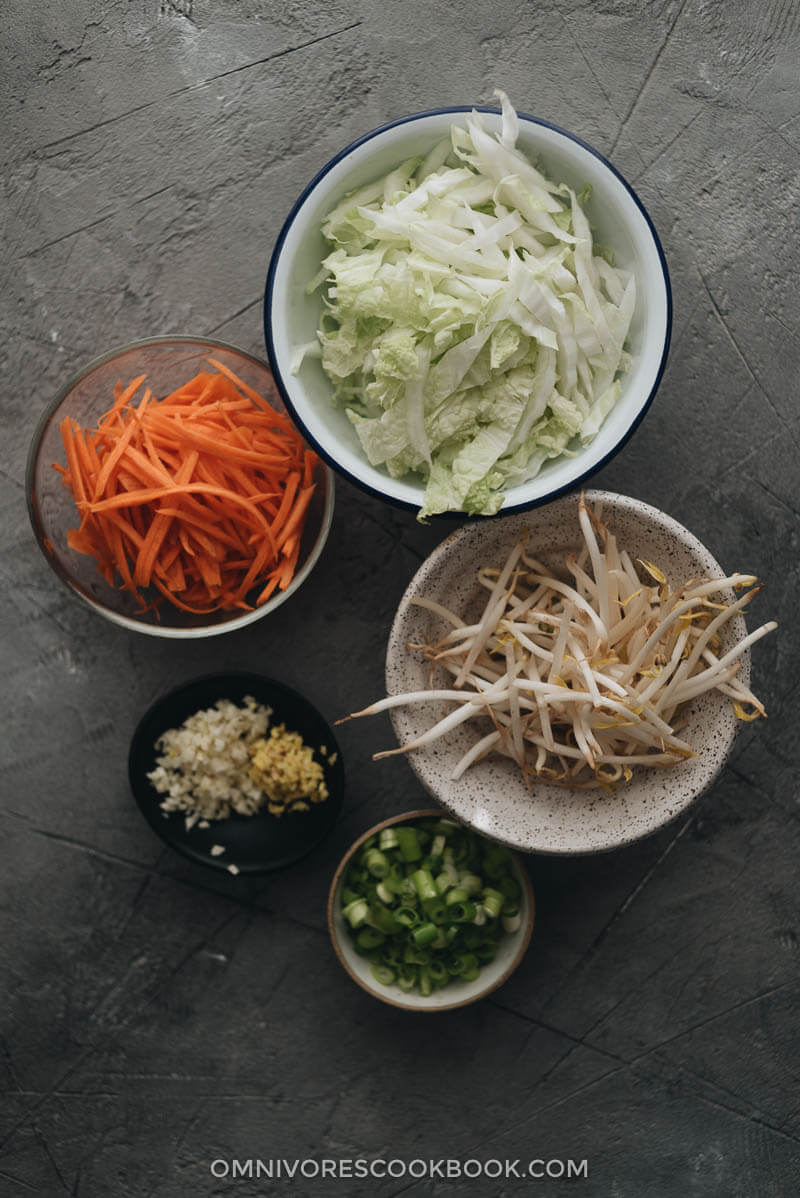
264,105,673,517
25,335,336,637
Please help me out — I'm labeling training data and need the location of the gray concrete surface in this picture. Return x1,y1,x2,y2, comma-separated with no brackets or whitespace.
2,2,799,1195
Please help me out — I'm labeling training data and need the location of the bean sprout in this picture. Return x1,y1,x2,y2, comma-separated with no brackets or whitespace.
339,497,776,788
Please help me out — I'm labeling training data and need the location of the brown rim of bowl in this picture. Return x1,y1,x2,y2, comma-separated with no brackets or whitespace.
326,808,535,1012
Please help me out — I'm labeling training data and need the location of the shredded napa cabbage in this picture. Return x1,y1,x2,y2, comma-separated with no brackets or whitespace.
300,90,636,518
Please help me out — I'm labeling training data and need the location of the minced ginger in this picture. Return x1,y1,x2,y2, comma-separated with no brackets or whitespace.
248,724,329,816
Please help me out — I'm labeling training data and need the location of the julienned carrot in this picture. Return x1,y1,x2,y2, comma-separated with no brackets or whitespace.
54,363,320,615
275,485,315,551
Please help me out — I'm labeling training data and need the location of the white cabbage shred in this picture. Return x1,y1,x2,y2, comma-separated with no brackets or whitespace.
302,91,636,518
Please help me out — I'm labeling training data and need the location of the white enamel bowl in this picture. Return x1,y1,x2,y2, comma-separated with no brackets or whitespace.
266,106,671,514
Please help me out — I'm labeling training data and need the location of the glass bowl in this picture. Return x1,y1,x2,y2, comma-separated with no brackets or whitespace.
26,336,334,638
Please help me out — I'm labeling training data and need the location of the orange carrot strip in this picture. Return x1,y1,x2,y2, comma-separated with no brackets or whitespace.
161,373,217,405
86,483,271,528
143,414,290,467
277,538,301,591
56,364,317,615
303,449,317,487
133,450,199,587
102,509,145,551
113,374,147,410
150,575,220,614
156,506,242,551
195,554,222,589
269,470,301,538
275,483,315,550
231,532,280,603
255,573,281,606
162,555,186,593
204,358,273,408
60,419,88,507
92,409,144,500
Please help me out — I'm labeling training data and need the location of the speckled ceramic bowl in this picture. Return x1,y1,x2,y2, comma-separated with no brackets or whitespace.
385,491,750,855
327,809,535,1010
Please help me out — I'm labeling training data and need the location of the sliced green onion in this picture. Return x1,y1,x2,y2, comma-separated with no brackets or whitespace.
462,927,481,949
379,827,400,850
340,818,525,996
428,960,448,986
365,848,390,878
356,927,385,949
482,888,504,919
395,826,422,862
448,951,478,976
412,921,438,948
498,875,521,902
453,901,479,923
343,898,369,928
423,898,449,925
399,877,418,901
397,965,417,991
412,868,438,902
368,903,402,935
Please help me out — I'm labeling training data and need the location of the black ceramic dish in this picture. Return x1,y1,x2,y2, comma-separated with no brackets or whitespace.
128,673,344,874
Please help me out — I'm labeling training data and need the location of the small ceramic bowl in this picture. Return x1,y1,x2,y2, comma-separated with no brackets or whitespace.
129,672,344,874
265,104,671,514
27,336,334,638
385,491,751,855
327,809,535,1010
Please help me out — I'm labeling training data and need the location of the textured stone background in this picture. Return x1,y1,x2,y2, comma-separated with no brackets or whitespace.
2,2,799,1195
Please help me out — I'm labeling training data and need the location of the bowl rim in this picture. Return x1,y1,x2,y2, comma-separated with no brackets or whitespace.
26,335,335,638
128,670,345,874
264,104,672,516
326,807,535,1011
385,489,749,856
